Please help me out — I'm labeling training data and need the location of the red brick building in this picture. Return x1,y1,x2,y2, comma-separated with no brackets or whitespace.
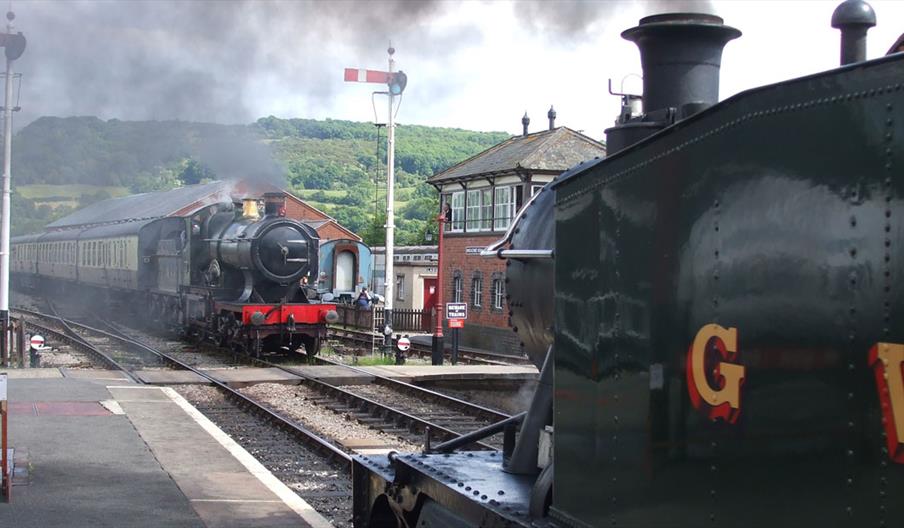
428,111,606,353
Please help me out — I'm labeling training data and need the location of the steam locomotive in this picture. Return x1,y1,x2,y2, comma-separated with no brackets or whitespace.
11,191,339,356
353,1,904,526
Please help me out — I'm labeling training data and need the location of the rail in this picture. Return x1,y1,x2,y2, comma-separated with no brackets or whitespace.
10,307,353,471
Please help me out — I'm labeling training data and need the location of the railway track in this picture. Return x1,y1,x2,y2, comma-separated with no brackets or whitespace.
9,306,355,526
15,304,522,488
102,318,517,451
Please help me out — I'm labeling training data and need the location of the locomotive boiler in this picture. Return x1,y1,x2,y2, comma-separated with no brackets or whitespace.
352,2,904,526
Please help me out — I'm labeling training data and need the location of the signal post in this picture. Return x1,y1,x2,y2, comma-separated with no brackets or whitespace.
0,11,25,368
344,47,407,356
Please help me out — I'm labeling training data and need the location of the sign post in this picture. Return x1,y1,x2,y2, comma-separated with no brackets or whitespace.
446,303,467,365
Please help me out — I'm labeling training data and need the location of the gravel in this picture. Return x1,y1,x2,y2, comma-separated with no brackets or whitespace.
241,382,421,453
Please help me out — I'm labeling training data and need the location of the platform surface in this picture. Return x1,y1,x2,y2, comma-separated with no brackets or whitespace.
132,364,536,386
361,364,538,382
0,370,329,528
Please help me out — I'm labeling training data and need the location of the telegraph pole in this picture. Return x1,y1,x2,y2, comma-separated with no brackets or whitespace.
0,11,24,368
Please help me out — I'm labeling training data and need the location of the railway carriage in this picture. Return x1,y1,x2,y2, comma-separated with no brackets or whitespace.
12,183,338,357
317,238,374,302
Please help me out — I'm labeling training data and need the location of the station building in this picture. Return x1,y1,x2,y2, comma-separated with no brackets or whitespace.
371,245,438,311
427,110,606,353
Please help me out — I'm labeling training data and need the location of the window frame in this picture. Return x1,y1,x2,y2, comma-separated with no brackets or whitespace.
396,274,405,301
471,272,483,309
452,270,463,304
450,191,465,232
494,186,515,231
491,273,505,312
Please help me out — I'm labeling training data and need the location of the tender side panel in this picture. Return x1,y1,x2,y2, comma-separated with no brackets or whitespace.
553,57,904,526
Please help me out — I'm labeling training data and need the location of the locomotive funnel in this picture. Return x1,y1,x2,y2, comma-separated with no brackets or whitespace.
623,13,740,117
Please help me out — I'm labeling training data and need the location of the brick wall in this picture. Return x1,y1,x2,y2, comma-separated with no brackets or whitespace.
440,232,518,352
314,222,352,242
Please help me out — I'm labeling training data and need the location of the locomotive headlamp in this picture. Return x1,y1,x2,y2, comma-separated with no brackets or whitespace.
250,311,266,326
383,324,393,336
324,310,339,324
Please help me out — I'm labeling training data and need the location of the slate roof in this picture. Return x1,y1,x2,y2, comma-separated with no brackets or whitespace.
46,181,233,229
427,127,606,185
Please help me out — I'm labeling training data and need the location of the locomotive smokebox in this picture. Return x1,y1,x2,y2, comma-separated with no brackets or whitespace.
623,13,740,118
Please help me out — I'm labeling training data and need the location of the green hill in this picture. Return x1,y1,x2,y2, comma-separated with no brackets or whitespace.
10,116,509,243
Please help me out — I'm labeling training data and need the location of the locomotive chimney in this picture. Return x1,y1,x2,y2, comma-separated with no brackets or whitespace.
522,112,530,136
831,0,876,65
547,106,556,130
622,13,740,118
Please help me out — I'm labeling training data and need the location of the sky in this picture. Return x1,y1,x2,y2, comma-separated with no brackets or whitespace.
10,0,904,140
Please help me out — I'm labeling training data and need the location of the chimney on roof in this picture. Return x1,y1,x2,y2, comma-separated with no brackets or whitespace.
548,106,556,130
522,112,530,136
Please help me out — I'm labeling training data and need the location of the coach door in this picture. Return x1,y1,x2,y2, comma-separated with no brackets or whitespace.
335,250,355,293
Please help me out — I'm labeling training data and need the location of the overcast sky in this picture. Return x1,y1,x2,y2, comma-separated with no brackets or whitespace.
12,0,904,139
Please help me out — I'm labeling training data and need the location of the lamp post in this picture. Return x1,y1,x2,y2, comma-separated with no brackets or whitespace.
431,212,446,365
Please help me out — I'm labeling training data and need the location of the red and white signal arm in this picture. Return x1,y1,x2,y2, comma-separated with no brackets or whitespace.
397,337,411,352
30,334,45,350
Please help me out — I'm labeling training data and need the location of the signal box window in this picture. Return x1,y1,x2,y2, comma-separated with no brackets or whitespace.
494,186,515,231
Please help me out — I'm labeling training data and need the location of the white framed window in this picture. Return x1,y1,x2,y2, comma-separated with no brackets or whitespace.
396,275,405,301
466,189,481,231
481,188,493,230
493,278,504,310
453,272,463,303
450,191,465,232
531,184,544,196
494,186,515,231
472,275,483,308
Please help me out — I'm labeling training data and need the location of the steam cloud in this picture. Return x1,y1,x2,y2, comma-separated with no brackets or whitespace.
17,0,449,126
15,0,716,127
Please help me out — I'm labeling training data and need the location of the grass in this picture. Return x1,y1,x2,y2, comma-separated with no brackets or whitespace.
353,354,397,366
16,184,130,200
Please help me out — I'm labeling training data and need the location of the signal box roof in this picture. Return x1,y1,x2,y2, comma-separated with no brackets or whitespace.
427,127,606,185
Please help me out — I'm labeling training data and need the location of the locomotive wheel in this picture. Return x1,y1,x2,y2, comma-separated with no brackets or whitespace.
301,335,321,361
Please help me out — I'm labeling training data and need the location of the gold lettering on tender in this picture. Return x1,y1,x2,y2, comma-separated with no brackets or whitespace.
687,324,745,423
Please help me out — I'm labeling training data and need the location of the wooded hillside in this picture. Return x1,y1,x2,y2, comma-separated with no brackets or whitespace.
10,116,509,242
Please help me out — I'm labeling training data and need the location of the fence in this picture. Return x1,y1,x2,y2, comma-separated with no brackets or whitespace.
335,304,431,333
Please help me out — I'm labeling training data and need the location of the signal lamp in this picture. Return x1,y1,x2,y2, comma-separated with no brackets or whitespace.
388,71,407,95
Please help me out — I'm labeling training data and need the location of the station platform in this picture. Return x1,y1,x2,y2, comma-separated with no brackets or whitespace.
0,369,329,528
134,364,539,387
